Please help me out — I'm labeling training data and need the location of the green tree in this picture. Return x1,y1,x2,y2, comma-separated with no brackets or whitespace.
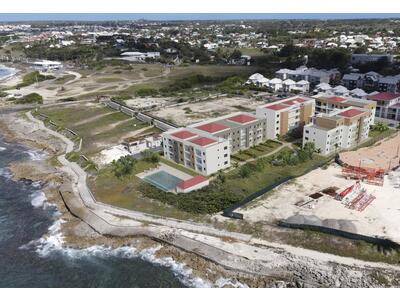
111,155,137,178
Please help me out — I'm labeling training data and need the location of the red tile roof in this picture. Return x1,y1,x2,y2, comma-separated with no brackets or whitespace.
282,97,306,106
195,122,229,133
328,96,347,103
227,114,258,124
171,130,197,140
265,103,289,111
176,175,208,190
189,137,217,147
338,108,364,118
367,92,400,102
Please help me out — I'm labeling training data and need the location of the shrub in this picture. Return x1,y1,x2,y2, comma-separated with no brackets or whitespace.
14,93,43,104
111,155,137,178
142,150,160,163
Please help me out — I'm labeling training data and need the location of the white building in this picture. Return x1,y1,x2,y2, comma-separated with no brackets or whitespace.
32,60,63,71
162,128,230,176
120,51,160,62
256,96,315,139
303,107,373,155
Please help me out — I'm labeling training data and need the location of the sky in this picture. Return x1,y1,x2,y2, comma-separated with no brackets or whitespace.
1,13,400,22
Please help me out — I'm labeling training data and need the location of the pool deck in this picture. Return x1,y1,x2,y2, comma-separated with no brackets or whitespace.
136,162,193,181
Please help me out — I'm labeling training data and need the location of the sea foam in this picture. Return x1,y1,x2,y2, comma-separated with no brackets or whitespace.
22,216,246,288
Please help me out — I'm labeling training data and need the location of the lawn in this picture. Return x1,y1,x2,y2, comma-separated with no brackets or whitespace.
231,140,282,161
40,104,150,158
88,160,201,220
160,157,201,177
138,147,331,215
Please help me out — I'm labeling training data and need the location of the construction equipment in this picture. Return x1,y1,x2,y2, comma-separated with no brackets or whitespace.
342,165,385,186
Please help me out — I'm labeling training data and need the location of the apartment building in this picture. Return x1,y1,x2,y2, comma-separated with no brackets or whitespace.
367,92,400,122
162,128,230,176
275,66,340,85
303,107,373,155
351,54,393,65
188,112,268,153
342,72,400,93
162,112,267,175
256,96,315,139
313,94,376,127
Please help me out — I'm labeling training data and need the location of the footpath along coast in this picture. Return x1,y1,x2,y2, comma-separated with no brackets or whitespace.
5,111,400,287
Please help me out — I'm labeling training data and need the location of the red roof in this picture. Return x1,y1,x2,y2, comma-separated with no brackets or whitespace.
171,130,197,140
282,97,306,106
189,137,217,147
367,92,400,102
227,114,258,124
338,109,364,118
328,96,346,103
265,103,288,111
195,122,229,133
176,175,208,190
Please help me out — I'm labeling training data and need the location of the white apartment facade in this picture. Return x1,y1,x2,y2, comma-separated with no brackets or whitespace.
256,96,315,139
162,128,230,176
303,107,372,155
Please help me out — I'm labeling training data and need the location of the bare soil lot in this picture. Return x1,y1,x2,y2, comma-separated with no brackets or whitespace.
153,96,263,126
238,164,400,243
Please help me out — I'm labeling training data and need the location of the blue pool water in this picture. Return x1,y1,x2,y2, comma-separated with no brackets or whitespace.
143,171,183,192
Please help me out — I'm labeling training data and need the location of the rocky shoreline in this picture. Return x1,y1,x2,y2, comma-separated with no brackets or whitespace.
0,113,282,288
2,112,400,288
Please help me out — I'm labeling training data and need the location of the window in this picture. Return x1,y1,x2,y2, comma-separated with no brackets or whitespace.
224,153,228,157
224,146,228,150
224,161,228,165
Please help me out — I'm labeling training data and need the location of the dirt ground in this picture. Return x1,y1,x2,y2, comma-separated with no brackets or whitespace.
340,132,400,171
152,96,263,126
235,163,400,243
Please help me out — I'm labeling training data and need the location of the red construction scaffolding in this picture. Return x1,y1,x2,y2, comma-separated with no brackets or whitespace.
342,165,385,186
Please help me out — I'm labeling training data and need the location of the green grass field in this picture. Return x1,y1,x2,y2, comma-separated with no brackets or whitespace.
89,161,201,220
40,104,153,158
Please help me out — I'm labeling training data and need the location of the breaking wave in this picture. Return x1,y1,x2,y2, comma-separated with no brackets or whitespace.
25,150,46,161
0,146,6,152
21,217,246,288
0,167,12,180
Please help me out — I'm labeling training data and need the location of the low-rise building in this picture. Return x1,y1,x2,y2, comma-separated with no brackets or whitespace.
276,66,340,86
313,94,376,127
256,96,315,139
367,92,400,122
162,112,268,175
162,128,230,176
31,60,63,71
303,107,373,155
188,112,268,153
351,53,393,65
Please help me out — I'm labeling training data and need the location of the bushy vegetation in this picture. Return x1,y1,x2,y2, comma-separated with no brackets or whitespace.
142,150,160,163
14,92,43,104
371,122,389,132
111,155,137,178
16,71,55,88
136,88,158,97
139,143,320,214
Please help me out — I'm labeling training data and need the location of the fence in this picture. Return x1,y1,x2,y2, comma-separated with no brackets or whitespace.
104,100,178,131
279,221,400,249
223,157,333,219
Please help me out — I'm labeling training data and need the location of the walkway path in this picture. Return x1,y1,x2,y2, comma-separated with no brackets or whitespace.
25,110,400,278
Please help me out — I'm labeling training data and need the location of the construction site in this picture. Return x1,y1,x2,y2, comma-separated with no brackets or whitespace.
237,132,400,244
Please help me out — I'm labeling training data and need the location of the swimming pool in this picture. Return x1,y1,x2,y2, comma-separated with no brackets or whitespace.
143,171,183,192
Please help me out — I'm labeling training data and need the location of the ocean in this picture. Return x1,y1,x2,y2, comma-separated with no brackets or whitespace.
0,137,195,288
0,65,16,81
